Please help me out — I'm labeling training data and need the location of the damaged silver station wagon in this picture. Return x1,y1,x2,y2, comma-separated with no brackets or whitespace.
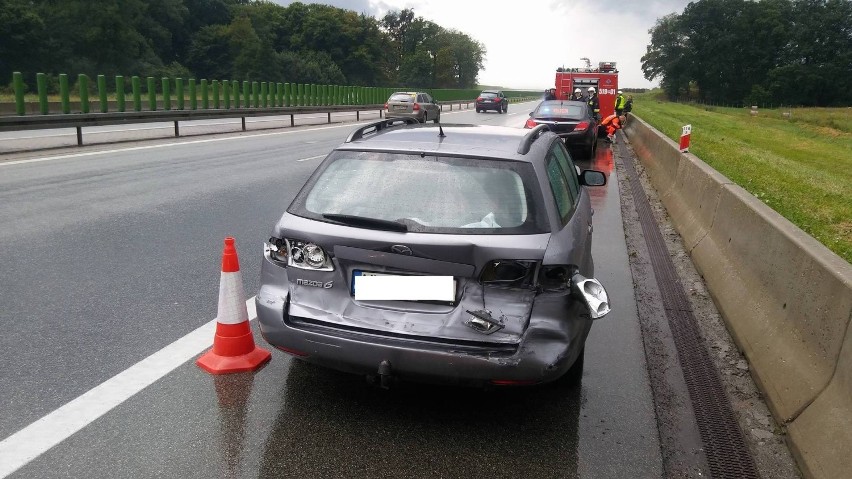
257,119,611,388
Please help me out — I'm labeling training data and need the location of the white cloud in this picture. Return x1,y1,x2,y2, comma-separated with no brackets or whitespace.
270,0,692,89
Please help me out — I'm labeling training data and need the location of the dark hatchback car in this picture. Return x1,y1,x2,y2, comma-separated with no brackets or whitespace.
257,119,611,388
475,90,508,113
525,100,599,159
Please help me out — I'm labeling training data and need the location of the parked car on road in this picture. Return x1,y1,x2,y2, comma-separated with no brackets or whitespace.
525,100,599,159
476,90,508,113
384,91,441,123
257,119,611,388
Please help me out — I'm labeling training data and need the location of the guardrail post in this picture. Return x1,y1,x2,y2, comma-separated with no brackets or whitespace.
260,82,267,108
189,79,197,110
79,74,89,114
147,77,156,111
223,80,230,109
176,78,184,110
59,74,70,114
116,76,125,112
37,73,48,114
13,72,25,115
162,77,171,111
132,76,141,111
201,79,209,109
213,80,220,109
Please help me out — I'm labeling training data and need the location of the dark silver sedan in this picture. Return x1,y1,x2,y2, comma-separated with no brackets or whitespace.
526,100,599,159
257,120,611,388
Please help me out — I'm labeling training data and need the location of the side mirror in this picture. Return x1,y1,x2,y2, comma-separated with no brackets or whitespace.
529,112,534,116
579,170,606,186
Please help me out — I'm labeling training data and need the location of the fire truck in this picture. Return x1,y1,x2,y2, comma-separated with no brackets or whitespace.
554,59,619,119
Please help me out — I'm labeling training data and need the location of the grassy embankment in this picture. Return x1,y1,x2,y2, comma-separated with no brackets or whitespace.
631,92,851,263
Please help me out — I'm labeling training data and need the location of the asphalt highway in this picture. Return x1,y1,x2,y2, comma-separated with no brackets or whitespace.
0,102,664,478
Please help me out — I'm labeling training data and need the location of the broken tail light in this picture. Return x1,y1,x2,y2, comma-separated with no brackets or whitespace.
480,260,537,289
574,121,589,131
525,118,538,128
413,103,420,111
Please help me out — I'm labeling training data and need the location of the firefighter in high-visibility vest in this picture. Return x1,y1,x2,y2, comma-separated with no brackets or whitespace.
587,87,600,119
601,114,626,143
615,90,626,116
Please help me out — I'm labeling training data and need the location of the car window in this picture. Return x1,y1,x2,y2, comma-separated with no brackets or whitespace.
480,92,498,98
552,143,580,202
423,93,432,103
389,93,415,102
545,148,576,224
534,102,585,119
291,151,550,234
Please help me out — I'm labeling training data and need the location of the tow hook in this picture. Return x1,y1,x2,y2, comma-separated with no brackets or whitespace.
377,360,393,389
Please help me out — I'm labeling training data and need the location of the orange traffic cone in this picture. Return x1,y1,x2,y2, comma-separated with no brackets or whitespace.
197,237,271,374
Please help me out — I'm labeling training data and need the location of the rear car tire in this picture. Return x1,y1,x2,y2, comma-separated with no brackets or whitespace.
503,103,508,113
497,106,503,114
558,348,584,387
422,112,428,124
585,139,596,159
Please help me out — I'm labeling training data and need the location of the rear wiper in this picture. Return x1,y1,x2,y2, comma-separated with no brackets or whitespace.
322,213,408,232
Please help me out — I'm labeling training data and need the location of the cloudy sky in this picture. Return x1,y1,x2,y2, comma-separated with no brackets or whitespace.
270,0,692,89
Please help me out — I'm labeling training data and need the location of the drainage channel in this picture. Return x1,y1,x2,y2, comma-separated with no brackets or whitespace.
617,141,760,479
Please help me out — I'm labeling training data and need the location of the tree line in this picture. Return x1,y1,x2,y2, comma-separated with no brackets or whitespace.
0,0,485,91
641,0,852,106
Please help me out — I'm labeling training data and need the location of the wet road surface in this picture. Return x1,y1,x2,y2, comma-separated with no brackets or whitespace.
1,103,663,478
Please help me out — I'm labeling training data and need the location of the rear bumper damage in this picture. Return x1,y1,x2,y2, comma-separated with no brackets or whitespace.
256,284,593,387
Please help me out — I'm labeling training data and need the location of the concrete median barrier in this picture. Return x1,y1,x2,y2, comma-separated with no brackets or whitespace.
624,114,852,479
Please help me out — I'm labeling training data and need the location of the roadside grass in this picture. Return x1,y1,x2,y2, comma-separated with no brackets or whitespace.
631,93,851,263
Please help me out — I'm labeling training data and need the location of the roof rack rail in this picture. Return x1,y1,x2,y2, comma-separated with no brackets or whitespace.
517,124,552,155
344,118,420,143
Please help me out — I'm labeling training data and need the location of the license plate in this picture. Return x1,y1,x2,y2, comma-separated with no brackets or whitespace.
352,270,455,302
393,105,408,111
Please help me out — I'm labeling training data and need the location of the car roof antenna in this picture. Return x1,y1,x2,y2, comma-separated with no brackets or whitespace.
438,123,446,138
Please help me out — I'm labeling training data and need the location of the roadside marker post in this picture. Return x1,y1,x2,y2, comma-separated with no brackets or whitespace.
679,124,691,153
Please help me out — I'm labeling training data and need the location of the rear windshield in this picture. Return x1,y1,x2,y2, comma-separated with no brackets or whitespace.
389,93,415,102
534,102,586,119
480,92,498,98
289,151,549,234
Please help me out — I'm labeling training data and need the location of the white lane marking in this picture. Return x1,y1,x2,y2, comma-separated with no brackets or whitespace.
0,122,370,168
0,297,258,478
296,155,324,162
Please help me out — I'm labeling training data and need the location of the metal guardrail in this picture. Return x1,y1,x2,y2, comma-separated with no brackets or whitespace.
0,97,538,146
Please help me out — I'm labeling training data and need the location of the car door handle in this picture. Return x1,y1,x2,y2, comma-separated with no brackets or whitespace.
588,222,593,234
